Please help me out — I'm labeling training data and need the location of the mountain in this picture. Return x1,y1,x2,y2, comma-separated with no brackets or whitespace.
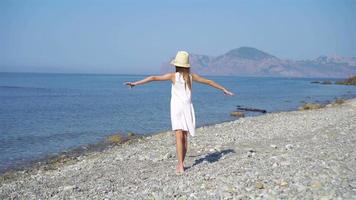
161,47,356,78
222,47,276,60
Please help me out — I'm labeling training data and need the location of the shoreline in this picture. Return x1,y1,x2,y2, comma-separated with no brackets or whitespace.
1,98,355,198
0,96,353,177
0,113,262,176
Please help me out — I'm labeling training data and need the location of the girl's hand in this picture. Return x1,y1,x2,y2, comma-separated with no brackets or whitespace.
223,89,234,96
124,82,136,88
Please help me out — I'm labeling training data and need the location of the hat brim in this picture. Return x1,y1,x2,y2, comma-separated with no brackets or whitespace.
170,60,190,68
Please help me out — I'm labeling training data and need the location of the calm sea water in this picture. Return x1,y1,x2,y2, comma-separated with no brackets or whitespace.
0,72,355,172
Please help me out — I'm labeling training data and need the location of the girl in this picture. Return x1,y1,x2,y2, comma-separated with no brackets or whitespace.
125,51,234,174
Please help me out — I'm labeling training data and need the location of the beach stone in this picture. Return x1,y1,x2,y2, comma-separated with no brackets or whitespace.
285,144,293,150
138,155,146,160
245,186,254,192
151,157,159,162
349,180,356,188
247,152,256,158
189,193,198,199
295,183,307,192
62,185,77,192
163,152,173,160
310,181,322,189
178,195,188,200
280,161,290,166
255,182,264,189
280,181,288,187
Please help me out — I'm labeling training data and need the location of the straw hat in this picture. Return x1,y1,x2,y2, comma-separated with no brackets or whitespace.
170,51,190,68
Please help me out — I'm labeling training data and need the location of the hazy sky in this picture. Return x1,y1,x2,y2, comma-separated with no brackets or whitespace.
0,0,355,74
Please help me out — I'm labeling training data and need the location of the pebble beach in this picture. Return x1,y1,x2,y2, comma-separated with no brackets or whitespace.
1,98,356,199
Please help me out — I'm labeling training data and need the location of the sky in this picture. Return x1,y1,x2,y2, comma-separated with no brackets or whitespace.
0,0,355,74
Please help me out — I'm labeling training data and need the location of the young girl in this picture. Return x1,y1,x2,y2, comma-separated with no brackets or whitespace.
125,51,234,174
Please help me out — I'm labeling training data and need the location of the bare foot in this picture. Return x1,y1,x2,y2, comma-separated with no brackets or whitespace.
176,164,184,173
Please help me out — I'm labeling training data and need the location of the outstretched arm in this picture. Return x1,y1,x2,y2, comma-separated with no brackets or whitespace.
192,73,234,96
124,73,174,88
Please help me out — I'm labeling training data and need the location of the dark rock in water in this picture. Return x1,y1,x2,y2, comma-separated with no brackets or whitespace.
311,81,321,84
236,106,267,113
321,80,332,84
230,111,245,118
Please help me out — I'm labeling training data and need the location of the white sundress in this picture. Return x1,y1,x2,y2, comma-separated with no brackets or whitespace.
171,72,196,137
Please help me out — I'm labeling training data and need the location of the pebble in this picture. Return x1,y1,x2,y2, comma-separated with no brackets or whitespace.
280,161,290,166
285,144,294,150
255,182,265,189
348,180,356,188
62,185,77,192
280,181,288,187
247,152,256,158
310,181,322,189
163,152,172,160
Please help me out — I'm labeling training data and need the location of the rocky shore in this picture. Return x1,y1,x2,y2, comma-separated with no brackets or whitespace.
1,99,356,199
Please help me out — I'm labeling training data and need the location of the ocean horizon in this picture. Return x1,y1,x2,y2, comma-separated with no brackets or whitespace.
1,72,355,173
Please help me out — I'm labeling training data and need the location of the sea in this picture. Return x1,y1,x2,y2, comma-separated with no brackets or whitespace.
1,72,355,173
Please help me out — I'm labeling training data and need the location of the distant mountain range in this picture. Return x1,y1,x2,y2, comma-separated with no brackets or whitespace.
161,47,356,78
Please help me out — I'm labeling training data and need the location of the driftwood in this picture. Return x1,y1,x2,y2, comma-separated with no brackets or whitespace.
236,106,267,113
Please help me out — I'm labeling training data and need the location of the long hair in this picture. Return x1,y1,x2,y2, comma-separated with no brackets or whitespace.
175,66,192,91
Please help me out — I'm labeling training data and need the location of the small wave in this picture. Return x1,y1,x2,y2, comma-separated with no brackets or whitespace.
0,85,50,91
0,131,88,149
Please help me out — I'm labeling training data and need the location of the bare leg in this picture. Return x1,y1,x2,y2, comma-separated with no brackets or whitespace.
182,131,188,163
175,130,184,173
